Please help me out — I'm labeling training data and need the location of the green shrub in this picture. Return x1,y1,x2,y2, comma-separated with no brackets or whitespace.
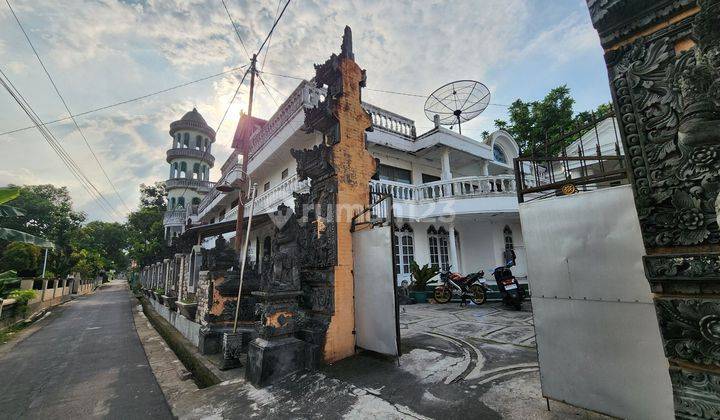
181,296,196,304
410,260,440,291
7,289,36,317
1,242,41,277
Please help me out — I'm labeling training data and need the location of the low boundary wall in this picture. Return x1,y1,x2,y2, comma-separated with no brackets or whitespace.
147,298,201,347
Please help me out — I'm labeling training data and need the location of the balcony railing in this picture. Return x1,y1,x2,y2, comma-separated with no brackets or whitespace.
165,178,214,192
369,175,517,202
166,148,215,166
197,163,242,215
253,173,309,214
163,210,186,226
362,103,416,139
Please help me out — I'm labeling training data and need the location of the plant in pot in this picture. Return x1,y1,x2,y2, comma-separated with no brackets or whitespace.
409,261,439,304
154,287,165,303
176,296,197,321
163,292,178,310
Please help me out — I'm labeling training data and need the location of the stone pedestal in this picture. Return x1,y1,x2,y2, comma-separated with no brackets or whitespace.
246,337,307,387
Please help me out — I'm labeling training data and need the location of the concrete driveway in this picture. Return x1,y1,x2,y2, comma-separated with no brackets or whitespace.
171,302,609,419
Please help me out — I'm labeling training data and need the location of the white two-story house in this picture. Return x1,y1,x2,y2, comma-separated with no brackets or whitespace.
193,81,528,284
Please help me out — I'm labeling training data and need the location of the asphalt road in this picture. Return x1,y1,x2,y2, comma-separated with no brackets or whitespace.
0,281,172,419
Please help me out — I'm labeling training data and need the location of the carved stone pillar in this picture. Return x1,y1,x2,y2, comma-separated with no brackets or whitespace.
246,205,306,386
292,26,377,364
587,1,720,416
195,236,260,369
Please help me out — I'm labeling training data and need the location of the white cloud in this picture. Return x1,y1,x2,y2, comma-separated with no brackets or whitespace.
0,0,607,222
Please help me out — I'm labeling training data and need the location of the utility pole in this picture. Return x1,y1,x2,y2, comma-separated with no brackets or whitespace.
235,54,257,251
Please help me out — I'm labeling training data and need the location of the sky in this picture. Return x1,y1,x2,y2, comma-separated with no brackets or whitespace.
0,0,610,222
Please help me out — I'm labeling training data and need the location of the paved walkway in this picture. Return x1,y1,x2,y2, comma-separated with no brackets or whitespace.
171,302,610,419
0,281,172,419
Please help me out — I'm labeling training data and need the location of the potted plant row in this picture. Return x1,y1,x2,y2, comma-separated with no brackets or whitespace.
409,261,439,304
163,293,178,311
176,296,197,321
154,288,165,304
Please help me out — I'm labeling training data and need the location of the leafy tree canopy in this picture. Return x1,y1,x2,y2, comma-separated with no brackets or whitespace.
73,221,129,272
0,185,85,277
493,85,612,156
1,242,41,277
126,184,170,268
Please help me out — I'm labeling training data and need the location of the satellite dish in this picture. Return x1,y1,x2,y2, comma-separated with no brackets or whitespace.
424,80,490,135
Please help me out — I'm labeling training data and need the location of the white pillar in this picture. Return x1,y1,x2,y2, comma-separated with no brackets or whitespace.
441,149,452,197
448,224,459,273
480,160,489,176
441,149,452,180
41,248,48,278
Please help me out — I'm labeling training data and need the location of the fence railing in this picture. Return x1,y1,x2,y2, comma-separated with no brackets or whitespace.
514,112,628,203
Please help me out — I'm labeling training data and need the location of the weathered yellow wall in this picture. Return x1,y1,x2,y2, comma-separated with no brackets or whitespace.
323,58,376,363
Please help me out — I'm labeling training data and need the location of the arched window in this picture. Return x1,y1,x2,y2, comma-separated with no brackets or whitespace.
175,133,181,148
193,163,201,179
171,162,178,178
195,135,202,150
493,144,507,164
177,197,185,208
179,162,187,178
170,197,176,209
427,226,450,271
504,225,514,250
201,165,207,181
183,133,189,148
394,224,414,283
204,138,209,151
192,197,201,205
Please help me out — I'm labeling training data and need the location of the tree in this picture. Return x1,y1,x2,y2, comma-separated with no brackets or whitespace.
0,185,84,277
495,86,616,156
126,183,170,269
74,221,129,272
1,242,41,277
71,249,105,280
139,182,167,209
494,85,575,156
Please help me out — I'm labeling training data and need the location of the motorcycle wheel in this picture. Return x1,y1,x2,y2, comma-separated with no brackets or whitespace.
470,285,486,305
434,287,452,304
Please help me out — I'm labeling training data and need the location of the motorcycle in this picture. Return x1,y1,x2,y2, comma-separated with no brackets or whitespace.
493,264,524,310
433,268,488,305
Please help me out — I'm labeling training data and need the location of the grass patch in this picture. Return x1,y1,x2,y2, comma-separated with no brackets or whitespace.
137,296,220,389
0,320,31,345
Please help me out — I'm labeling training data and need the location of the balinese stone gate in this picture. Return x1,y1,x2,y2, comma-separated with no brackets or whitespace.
296,26,376,363
587,0,720,416
245,26,376,385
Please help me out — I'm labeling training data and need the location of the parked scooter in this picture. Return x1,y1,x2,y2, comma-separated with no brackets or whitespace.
434,268,488,305
493,263,524,310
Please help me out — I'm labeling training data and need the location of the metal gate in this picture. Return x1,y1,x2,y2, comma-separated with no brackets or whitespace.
351,193,401,357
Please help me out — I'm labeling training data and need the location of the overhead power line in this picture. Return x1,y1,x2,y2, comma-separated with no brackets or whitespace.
258,70,512,107
221,0,251,60
6,0,131,214
0,68,123,221
0,64,248,138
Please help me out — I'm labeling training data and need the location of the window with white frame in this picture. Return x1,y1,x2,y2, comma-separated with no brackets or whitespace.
504,225,514,250
393,224,414,280
493,144,507,163
427,226,450,271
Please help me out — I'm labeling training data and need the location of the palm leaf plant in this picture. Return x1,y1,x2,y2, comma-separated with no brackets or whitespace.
409,260,439,291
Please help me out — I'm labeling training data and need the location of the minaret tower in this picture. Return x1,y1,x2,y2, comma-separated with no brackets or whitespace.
163,108,215,241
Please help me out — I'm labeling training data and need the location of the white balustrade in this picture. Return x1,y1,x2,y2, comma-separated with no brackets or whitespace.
252,174,310,214
369,175,517,203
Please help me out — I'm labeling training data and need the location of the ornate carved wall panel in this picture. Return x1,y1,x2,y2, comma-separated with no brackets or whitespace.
589,0,720,417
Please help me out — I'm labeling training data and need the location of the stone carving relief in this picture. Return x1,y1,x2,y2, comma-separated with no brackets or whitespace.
670,367,720,418
610,1,720,249
656,298,720,366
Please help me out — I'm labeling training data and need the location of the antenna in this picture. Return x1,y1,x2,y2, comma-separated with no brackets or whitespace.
424,80,490,135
